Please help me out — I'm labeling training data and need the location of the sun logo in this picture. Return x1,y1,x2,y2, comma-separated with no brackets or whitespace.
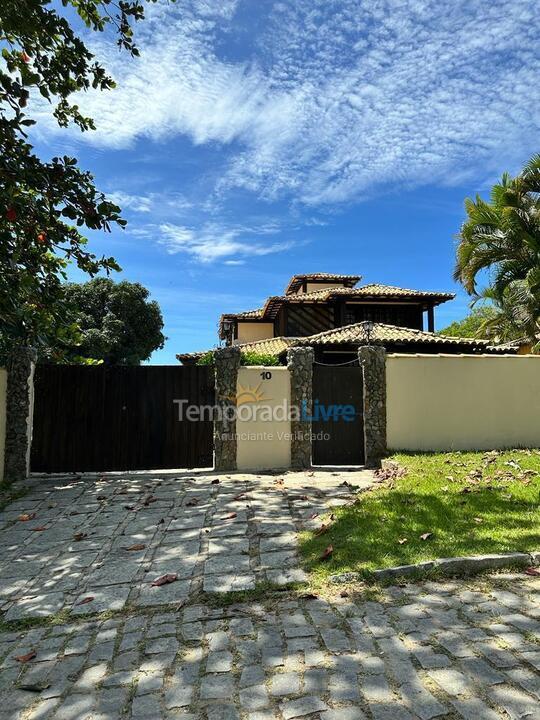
232,381,271,405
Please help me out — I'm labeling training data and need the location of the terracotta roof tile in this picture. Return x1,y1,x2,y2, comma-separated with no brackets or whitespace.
296,322,511,350
285,273,361,294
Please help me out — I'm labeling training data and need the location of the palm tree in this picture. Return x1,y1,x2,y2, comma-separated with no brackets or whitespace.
454,153,540,346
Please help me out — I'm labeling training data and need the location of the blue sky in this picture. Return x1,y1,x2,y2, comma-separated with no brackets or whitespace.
33,0,539,363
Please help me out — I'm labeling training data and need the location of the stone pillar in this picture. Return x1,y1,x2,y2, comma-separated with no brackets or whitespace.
287,347,314,469
4,347,37,483
214,347,241,471
359,346,387,468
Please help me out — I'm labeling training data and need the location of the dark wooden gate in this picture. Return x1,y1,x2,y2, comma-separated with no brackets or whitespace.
31,365,215,472
312,364,364,466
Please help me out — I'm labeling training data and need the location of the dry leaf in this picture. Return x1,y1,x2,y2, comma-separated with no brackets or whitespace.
339,590,349,598
420,532,432,541
299,592,318,600
18,682,50,692
398,538,408,545
233,493,246,501
18,513,36,522
30,526,47,532
314,524,328,536
299,495,310,501
211,478,220,485
185,498,199,507
143,496,157,506
225,512,237,520
125,543,146,551
73,532,87,541
96,495,107,501
309,512,319,519
525,567,540,577
151,573,178,587
320,545,333,561
76,596,94,606
15,650,36,663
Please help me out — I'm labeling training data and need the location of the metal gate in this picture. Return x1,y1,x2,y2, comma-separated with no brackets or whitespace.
312,364,364,465
31,365,215,472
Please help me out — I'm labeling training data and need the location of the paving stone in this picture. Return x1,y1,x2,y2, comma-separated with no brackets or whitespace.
370,703,415,720
131,693,162,718
490,684,537,720
200,673,235,700
450,697,501,720
206,705,240,720
361,673,394,702
280,696,328,719
239,684,271,710
164,683,193,709
207,650,234,673
240,665,265,688
269,672,301,696
427,668,471,696
320,628,351,653
203,574,255,593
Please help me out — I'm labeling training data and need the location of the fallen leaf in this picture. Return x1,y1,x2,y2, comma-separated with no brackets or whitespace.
125,543,146,551
18,513,36,522
398,538,408,545
143,496,157,506
96,495,107,501
309,512,319,520
525,567,540,576
18,682,50,692
73,532,87,542
151,573,178,587
233,493,246,501
314,524,328,536
15,650,36,663
299,592,318,600
339,590,349,597
185,498,199,507
157,518,164,525
211,479,220,485
420,532,432,541
225,512,237,520
30,526,47,532
124,505,135,511
299,495,310,501
320,545,333,561
75,596,94,606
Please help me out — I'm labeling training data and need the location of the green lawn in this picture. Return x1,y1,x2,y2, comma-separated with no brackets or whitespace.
301,450,540,582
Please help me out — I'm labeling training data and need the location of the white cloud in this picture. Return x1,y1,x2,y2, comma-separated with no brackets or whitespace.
33,0,540,205
106,190,192,215
157,221,295,263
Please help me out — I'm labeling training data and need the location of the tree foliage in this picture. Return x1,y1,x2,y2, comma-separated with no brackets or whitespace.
440,306,498,339
42,278,166,365
0,0,154,357
454,154,540,346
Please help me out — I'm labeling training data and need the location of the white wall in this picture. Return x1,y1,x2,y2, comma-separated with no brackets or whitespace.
387,354,540,451
236,322,275,344
305,282,345,293
0,368,6,482
236,366,291,470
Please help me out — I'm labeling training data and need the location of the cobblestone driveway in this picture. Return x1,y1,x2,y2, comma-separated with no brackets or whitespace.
1,473,539,719
0,471,370,620
1,574,538,719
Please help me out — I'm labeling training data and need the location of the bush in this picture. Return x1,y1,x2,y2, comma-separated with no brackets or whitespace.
195,350,280,366
241,351,280,366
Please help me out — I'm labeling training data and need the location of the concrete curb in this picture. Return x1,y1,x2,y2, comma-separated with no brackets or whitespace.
330,551,539,584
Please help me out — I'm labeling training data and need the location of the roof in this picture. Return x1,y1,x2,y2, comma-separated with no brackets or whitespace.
219,283,456,337
176,336,298,363
295,322,513,352
285,273,361,295
179,322,517,362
